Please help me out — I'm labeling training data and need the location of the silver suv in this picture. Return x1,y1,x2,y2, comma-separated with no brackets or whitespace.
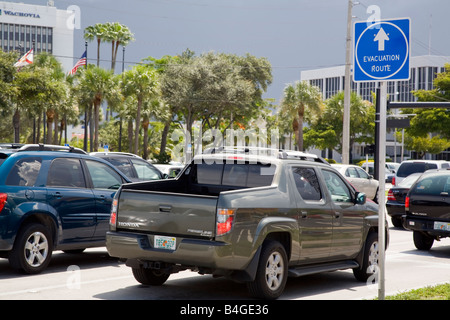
393,160,450,186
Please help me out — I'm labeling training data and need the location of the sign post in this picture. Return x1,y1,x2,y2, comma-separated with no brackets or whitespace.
353,17,410,300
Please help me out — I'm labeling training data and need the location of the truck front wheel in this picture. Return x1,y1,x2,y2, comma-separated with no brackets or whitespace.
132,266,170,286
247,240,288,300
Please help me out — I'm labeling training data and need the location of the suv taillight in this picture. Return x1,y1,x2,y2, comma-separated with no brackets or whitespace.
216,208,235,236
0,193,7,212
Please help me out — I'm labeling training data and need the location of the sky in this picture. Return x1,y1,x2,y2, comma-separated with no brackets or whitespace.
11,0,450,103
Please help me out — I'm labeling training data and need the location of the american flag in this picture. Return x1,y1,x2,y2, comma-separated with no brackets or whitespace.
68,50,87,75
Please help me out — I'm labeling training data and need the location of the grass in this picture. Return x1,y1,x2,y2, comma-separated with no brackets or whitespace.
384,283,450,300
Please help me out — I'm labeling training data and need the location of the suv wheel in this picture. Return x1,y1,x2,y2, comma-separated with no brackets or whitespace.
353,232,379,282
9,223,53,274
247,240,288,300
413,231,434,250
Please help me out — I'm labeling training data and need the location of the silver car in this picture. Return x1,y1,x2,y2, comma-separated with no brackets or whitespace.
332,164,379,202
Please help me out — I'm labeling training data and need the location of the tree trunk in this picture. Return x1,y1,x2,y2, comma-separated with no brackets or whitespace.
160,120,170,154
94,100,100,152
134,97,142,155
142,116,149,160
127,119,133,153
297,107,305,151
13,108,20,143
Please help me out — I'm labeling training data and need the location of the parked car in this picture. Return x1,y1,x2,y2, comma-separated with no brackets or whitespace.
90,152,165,181
107,148,387,299
393,160,450,186
360,161,397,183
332,164,379,201
386,172,422,228
403,169,450,250
0,144,131,274
153,162,185,178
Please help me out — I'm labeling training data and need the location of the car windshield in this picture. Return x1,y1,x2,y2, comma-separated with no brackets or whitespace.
398,173,421,188
397,162,438,177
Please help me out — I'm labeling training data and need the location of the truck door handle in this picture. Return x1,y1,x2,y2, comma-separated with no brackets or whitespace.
159,205,172,212
97,195,106,202
335,211,342,218
300,211,307,218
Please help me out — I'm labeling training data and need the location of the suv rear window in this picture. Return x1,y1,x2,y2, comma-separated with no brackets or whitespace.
6,157,42,186
397,162,438,177
410,175,450,196
195,162,275,188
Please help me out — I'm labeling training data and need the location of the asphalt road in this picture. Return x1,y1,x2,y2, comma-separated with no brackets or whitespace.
0,222,449,301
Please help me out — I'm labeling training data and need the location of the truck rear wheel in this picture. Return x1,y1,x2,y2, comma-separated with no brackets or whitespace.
413,231,434,251
132,266,170,286
247,240,288,300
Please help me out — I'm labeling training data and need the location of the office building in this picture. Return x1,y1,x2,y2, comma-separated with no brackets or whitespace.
0,1,74,71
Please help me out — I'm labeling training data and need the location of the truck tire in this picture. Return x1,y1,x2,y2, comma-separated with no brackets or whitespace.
413,231,434,251
132,266,170,286
247,240,288,300
9,223,53,274
353,232,378,282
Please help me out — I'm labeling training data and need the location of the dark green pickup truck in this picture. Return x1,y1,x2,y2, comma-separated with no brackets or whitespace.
106,150,386,299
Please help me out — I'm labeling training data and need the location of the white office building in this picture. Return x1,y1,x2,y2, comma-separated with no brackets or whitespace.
0,1,74,71
300,55,450,162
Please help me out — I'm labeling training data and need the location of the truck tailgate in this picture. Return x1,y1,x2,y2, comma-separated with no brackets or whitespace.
117,189,218,239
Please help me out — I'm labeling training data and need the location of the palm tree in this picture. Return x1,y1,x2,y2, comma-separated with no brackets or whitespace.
280,81,323,151
83,23,106,67
76,65,115,151
104,22,134,72
121,64,159,155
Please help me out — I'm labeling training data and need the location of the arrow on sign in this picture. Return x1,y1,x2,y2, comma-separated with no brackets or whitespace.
374,27,389,51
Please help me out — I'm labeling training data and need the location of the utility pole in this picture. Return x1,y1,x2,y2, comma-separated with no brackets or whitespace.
343,0,354,164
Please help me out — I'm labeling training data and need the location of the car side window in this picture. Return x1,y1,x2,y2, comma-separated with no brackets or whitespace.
345,167,358,178
130,159,161,180
85,160,123,190
356,167,370,179
47,158,86,188
104,157,134,178
6,157,42,186
292,167,322,201
322,169,352,203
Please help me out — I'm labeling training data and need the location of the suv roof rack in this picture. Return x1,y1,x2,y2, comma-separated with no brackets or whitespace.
17,144,87,154
203,146,329,164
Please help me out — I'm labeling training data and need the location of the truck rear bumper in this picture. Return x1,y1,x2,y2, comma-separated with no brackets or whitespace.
106,231,247,271
403,215,450,237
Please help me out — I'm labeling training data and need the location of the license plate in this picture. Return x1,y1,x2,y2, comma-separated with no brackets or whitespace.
434,221,450,232
154,235,176,250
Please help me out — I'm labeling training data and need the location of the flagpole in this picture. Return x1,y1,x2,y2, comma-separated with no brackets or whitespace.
84,41,88,152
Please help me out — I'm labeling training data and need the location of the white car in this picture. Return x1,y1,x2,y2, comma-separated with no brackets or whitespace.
332,164,379,201
393,160,450,186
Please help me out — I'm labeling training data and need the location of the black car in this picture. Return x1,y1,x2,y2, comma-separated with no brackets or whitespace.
387,172,422,228
90,152,165,181
403,169,450,250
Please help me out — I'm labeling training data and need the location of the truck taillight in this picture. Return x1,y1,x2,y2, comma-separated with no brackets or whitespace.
216,208,235,236
0,193,7,212
405,196,410,210
110,199,118,229
392,176,396,186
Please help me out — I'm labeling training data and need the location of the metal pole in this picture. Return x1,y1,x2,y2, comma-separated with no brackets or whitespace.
84,41,88,152
378,81,387,300
342,0,353,164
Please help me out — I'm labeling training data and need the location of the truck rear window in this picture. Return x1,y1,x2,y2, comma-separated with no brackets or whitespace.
397,162,437,177
195,162,275,188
